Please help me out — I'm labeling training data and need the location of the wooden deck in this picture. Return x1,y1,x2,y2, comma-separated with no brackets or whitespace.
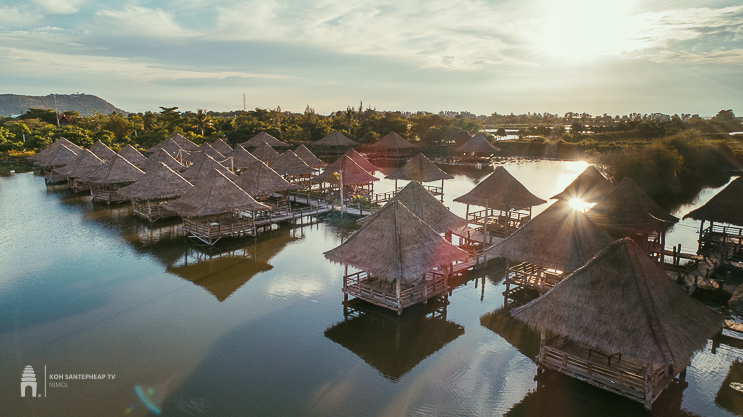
504,261,564,296
467,208,530,238
132,199,177,222
451,226,504,248
342,270,449,314
287,193,378,217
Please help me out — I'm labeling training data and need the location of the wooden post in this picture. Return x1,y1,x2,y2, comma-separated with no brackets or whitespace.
483,199,489,249
440,179,445,202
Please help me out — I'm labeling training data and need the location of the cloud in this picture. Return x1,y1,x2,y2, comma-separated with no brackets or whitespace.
0,5,41,25
95,6,195,38
31,0,85,14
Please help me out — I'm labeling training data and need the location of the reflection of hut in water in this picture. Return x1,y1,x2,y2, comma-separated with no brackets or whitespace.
138,148,186,173
117,162,194,222
181,153,237,184
455,166,546,240
293,144,327,170
42,144,79,184
684,177,743,251
89,140,117,161
365,131,419,161
118,144,147,166
60,150,105,193
169,256,273,301
511,238,724,411
324,297,463,380
311,155,378,197
163,169,269,245
480,307,541,360
486,200,614,301
269,150,315,186
715,359,743,416
210,138,233,155
551,166,613,203
385,153,453,200
587,177,678,262
324,200,468,314
252,142,281,166
312,131,359,155
80,154,144,204
186,142,224,165
239,131,289,150
454,133,500,163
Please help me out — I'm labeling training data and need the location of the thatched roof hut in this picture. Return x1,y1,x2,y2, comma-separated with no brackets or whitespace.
269,150,314,177
42,144,78,169
223,145,261,171
366,131,418,150
210,138,233,155
146,137,185,157
240,131,289,148
80,153,144,184
139,148,186,172
587,177,678,234
118,144,147,166
454,166,546,210
89,140,117,161
485,200,614,273
294,144,327,168
251,142,281,165
324,200,468,283
386,153,453,183
181,154,237,184
53,149,103,178
186,142,224,164
33,138,81,162
512,238,724,369
455,133,500,154
117,162,193,201
683,177,743,227
167,132,200,152
551,166,613,203
344,148,380,173
163,169,269,217
234,160,300,196
358,181,467,234
311,155,377,186
314,131,359,147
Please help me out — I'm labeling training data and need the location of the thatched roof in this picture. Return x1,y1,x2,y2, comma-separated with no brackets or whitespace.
454,166,546,209
117,162,194,200
386,153,453,183
269,150,314,176
314,131,359,147
146,137,185,156
210,138,233,155
186,143,224,164
240,131,289,148
162,168,269,217
224,145,261,171
551,166,613,203
324,200,468,283
455,133,500,154
684,177,743,227
80,153,144,184
251,142,281,165
485,200,615,272
118,144,147,166
311,155,378,186
512,238,724,368
234,160,300,196
33,138,81,162
42,144,78,168
180,154,237,184
167,132,200,152
53,149,103,178
89,140,117,161
366,131,419,150
587,177,678,233
345,148,380,173
169,256,273,302
139,148,186,172
294,144,327,168
358,181,467,234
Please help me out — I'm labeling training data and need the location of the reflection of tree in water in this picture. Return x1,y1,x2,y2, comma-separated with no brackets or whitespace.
324,297,464,381
321,212,361,242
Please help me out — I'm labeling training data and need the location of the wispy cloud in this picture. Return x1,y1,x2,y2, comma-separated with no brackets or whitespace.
0,5,41,26
31,0,86,15
95,6,196,38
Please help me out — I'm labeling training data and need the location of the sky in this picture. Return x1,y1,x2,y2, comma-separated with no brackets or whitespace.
0,0,742,116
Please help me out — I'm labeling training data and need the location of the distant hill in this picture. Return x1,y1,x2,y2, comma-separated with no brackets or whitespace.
0,94,127,116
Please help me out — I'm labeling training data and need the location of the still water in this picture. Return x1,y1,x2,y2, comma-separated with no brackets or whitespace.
0,160,741,417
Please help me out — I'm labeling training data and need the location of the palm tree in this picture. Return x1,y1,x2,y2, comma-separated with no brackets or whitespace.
193,109,214,136
345,106,356,135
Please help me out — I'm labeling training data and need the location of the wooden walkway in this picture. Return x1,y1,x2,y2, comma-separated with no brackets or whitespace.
287,194,378,217
666,242,740,294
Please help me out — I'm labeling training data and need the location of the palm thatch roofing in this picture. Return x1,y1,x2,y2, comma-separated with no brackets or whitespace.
386,153,453,183
167,132,200,152
311,155,378,186
33,138,81,162
455,133,500,154
53,149,103,178
43,144,79,168
485,200,615,272
324,200,469,283
89,140,117,161
454,166,547,210
512,238,724,369
586,177,678,233
187,143,224,164
181,154,237,184
345,148,380,173
251,142,281,164
146,137,185,156
162,168,269,217
224,145,262,171
210,138,233,155
551,166,613,203
683,177,743,226
234,160,300,196
117,162,194,200
358,181,467,234
139,148,186,172
80,153,144,184
240,131,289,148
314,131,359,147
118,144,147,166
366,131,419,150
269,150,314,176
294,144,327,168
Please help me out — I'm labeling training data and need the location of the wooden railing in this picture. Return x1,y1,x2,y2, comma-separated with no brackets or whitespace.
506,262,563,294
183,217,255,243
702,224,743,245
343,270,449,310
468,209,530,238
422,184,443,196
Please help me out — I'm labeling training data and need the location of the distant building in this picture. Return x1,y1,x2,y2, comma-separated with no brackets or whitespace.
57,114,73,126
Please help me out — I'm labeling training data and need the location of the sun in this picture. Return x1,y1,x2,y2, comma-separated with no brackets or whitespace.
569,198,593,212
